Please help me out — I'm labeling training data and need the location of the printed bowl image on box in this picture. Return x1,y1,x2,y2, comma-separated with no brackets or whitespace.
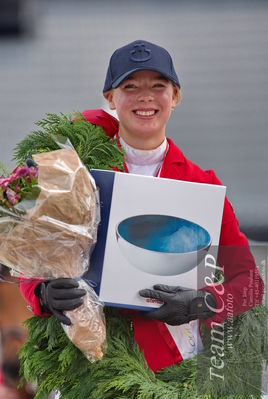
116,215,211,276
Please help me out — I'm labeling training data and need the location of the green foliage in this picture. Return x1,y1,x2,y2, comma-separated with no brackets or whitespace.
196,306,268,399
20,305,268,399
13,113,124,171
20,309,179,399
0,160,9,177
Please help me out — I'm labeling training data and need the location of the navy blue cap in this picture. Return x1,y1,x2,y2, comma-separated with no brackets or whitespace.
103,40,180,93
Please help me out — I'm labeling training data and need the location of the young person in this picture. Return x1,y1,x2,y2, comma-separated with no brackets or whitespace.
20,40,264,372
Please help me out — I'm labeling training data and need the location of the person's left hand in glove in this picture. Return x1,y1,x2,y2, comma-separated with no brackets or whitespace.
139,285,217,326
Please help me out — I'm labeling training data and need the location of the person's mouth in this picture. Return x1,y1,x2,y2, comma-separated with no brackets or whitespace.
133,109,158,117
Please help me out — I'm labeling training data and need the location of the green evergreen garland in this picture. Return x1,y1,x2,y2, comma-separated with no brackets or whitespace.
13,112,268,398
19,306,268,399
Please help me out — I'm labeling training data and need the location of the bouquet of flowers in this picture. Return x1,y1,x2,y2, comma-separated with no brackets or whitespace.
0,148,99,279
0,115,122,361
0,162,39,211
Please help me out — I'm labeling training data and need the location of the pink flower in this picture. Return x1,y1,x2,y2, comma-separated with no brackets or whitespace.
0,177,10,189
6,165,38,185
6,188,18,205
0,164,38,210
11,166,30,180
29,166,38,178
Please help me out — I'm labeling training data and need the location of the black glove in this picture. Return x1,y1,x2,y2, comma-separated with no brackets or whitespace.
139,284,216,326
35,278,86,326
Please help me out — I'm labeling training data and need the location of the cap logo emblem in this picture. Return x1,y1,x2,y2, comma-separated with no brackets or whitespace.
130,43,152,62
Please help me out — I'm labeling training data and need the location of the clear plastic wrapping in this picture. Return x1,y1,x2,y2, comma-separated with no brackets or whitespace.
0,148,99,278
0,148,105,361
63,279,106,361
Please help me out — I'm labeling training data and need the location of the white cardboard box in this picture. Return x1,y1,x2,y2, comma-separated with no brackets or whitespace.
87,170,226,310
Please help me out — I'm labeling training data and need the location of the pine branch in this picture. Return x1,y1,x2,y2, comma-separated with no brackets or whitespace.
0,160,10,177
20,305,268,399
13,112,124,171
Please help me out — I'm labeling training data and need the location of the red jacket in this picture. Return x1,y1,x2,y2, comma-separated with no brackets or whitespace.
19,109,264,372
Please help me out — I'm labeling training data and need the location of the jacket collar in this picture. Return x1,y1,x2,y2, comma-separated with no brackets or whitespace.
166,138,186,164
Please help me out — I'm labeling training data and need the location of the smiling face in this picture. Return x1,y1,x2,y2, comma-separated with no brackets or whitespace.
105,70,180,150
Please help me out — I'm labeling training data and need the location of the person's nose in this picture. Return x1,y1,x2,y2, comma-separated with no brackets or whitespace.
137,87,154,102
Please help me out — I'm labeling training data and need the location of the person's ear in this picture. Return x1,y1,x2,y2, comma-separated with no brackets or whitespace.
104,90,116,110
171,86,182,109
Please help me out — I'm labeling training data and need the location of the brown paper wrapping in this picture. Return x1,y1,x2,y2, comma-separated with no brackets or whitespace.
64,280,106,361
0,148,105,362
0,148,99,278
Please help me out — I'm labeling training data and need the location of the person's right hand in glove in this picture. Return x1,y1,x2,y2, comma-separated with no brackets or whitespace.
34,278,86,325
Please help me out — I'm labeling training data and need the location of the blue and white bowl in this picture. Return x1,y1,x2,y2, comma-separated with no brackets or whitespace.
116,214,211,276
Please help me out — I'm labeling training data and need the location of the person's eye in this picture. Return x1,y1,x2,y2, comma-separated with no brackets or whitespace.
153,82,166,88
123,83,137,89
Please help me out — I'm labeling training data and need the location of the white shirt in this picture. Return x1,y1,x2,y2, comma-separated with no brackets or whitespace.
119,136,167,176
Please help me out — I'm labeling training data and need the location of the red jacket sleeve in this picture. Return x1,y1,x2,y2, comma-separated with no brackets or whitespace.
19,278,50,316
201,171,264,326
81,109,119,138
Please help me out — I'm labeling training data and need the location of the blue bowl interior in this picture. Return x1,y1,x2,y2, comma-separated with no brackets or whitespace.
117,215,210,254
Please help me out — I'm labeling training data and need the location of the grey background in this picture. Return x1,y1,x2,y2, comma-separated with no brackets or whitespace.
0,0,267,241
